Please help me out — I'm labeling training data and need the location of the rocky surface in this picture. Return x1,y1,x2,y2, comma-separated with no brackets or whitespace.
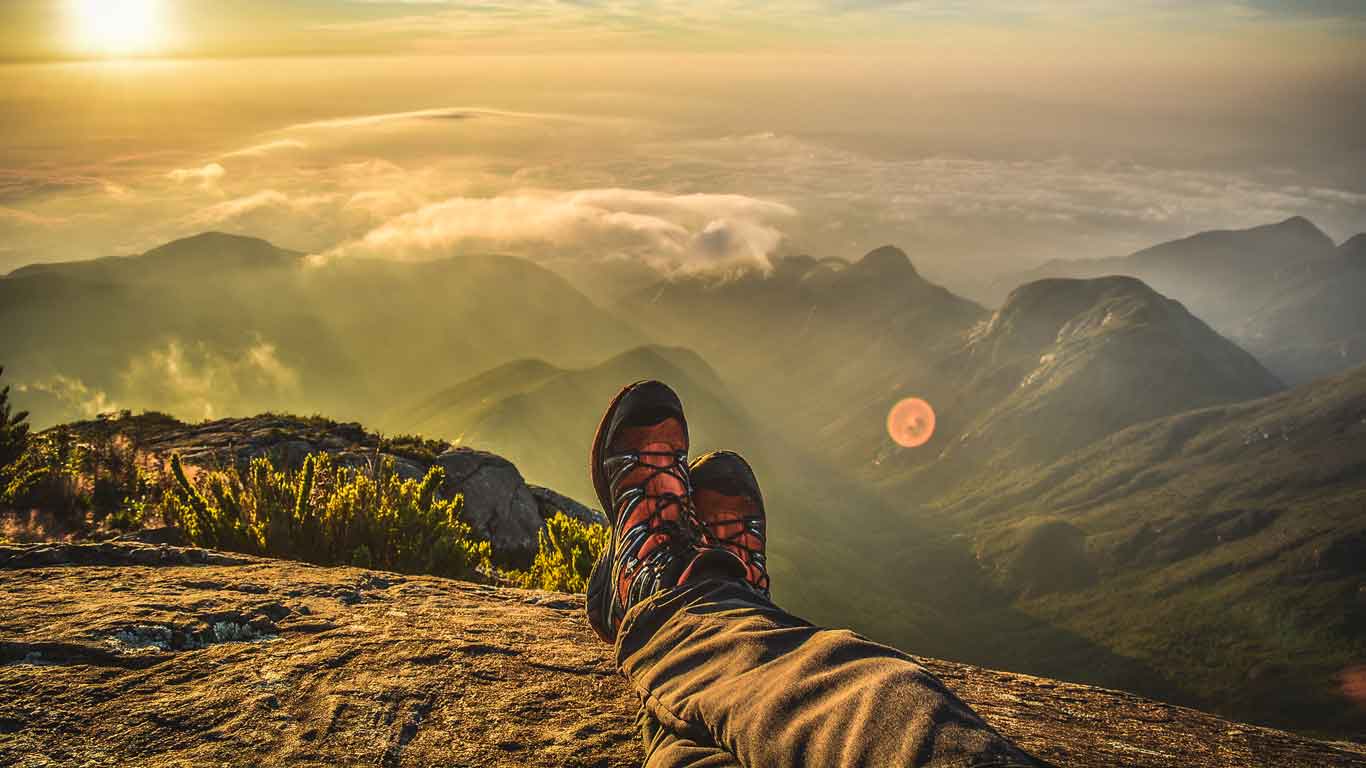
57,413,608,565
2,544,1363,768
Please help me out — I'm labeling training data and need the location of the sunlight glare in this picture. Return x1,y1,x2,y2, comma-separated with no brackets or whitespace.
69,0,165,57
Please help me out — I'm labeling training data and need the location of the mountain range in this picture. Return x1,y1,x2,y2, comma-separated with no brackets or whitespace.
1,232,642,426
870,273,1284,498
979,217,1366,385
4,221,1365,739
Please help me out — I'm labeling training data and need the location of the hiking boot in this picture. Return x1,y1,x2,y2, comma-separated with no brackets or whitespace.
585,380,704,643
689,450,770,596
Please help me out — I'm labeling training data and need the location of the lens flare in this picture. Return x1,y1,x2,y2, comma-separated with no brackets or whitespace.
1342,665,1366,708
887,397,936,448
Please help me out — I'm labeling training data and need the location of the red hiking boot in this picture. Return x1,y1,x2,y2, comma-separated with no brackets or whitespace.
586,380,704,642
689,450,770,596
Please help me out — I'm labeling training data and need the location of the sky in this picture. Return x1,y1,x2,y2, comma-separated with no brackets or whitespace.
1,0,1364,291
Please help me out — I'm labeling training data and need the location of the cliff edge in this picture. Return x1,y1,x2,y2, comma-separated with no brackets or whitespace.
1,543,1362,768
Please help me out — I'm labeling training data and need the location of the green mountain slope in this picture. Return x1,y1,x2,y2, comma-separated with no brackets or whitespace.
0,233,644,427
392,358,564,438
386,346,745,503
627,246,988,433
869,276,1284,497
936,364,1366,736
696,268,1283,515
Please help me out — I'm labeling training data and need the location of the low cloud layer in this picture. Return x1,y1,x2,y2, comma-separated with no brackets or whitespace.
284,107,593,132
324,189,796,273
119,339,302,421
2,74,1364,287
219,140,308,160
16,376,116,423
167,163,226,189
13,339,303,427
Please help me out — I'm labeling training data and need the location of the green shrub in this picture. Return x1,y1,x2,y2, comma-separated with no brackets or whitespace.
0,366,32,476
378,434,452,464
85,432,155,529
514,511,609,593
168,452,491,580
2,400,161,533
2,430,80,514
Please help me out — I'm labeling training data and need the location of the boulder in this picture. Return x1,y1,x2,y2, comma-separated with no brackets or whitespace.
528,484,609,527
434,448,544,566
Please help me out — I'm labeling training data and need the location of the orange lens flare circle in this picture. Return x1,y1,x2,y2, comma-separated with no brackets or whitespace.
887,397,936,448
1342,665,1366,708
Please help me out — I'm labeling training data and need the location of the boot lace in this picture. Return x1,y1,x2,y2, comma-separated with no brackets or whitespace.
699,514,769,595
604,449,700,612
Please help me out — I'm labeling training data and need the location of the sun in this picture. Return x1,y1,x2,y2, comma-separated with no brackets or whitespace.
69,0,166,58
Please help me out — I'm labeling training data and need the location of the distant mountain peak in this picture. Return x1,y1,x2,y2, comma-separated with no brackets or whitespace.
977,274,1283,393
157,231,274,248
992,275,1159,330
2,230,303,281
603,344,707,372
1130,216,1334,263
1340,233,1366,264
142,231,299,260
1010,274,1153,300
853,245,920,277
1245,215,1334,249
1270,215,1321,234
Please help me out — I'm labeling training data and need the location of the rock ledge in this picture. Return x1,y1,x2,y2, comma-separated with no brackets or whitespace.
1,544,1362,768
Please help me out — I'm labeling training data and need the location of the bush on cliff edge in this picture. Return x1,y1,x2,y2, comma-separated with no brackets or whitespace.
515,511,609,593
169,452,492,580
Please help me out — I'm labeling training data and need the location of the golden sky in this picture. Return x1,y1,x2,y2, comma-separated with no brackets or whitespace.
0,1,1362,61
0,1,1363,281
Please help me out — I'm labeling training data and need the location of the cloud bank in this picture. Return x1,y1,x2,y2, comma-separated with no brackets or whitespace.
2,79,1364,285
120,339,302,421
167,163,227,189
16,376,116,421
324,189,796,273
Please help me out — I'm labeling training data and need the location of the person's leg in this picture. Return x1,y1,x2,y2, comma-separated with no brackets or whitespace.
584,382,1039,767
618,579,1041,768
639,709,743,768
580,380,747,765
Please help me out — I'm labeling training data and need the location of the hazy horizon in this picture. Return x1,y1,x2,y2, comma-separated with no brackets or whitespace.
2,1,1365,290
